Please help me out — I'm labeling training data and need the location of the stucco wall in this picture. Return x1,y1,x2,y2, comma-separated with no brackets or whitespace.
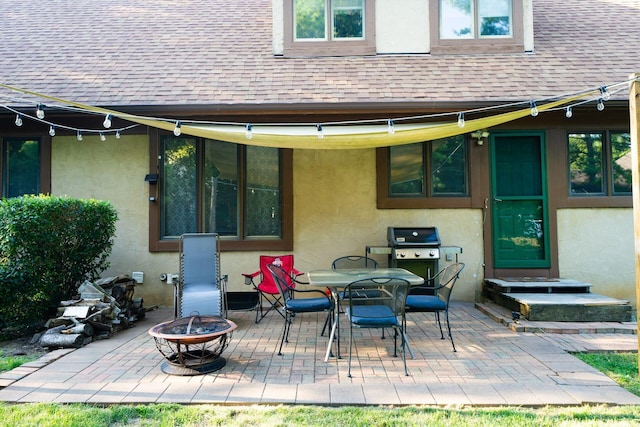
557,208,635,302
51,138,484,307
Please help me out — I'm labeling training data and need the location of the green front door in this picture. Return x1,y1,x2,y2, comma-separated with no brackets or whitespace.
490,132,550,268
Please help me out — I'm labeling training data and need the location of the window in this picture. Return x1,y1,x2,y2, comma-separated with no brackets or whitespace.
2,137,40,197
568,131,631,196
385,136,469,202
440,0,512,39
149,134,293,252
430,0,524,54
295,0,364,41
284,0,375,56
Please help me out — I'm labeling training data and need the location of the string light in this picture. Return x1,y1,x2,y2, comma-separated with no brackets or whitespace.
387,119,395,135
115,130,121,139
100,132,106,141
600,86,611,101
173,121,182,136
14,114,22,127
597,98,605,111
530,101,539,117
457,112,465,128
36,103,45,119
48,125,55,137
565,106,573,118
245,124,253,139
316,124,324,139
103,114,112,128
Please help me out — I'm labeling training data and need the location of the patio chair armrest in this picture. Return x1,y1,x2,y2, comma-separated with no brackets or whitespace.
242,270,260,285
293,288,333,301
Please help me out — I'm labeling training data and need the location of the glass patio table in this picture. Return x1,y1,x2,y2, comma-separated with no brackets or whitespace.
306,268,424,362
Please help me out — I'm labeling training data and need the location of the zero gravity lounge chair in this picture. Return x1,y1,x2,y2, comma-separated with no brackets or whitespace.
175,233,228,319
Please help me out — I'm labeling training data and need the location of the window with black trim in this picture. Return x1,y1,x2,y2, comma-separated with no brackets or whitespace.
568,131,631,196
284,0,375,56
389,135,469,198
150,134,293,252
2,137,40,197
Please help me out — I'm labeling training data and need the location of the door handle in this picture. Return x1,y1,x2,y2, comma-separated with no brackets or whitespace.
493,197,503,202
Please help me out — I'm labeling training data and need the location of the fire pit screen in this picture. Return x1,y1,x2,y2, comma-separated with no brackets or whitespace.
148,315,237,376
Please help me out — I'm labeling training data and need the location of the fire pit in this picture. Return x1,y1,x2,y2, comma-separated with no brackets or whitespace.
148,315,237,376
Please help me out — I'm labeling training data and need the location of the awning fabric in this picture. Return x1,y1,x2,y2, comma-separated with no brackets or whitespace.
0,84,597,149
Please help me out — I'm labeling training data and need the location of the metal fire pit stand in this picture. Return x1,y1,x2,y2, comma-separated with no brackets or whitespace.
148,315,237,376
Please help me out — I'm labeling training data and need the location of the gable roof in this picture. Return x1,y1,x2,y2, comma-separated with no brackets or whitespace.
0,0,638,110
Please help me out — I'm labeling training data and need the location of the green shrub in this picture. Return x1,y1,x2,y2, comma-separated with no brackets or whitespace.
0,195,118,339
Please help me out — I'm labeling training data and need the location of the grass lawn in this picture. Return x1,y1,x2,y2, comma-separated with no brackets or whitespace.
0,352,638,426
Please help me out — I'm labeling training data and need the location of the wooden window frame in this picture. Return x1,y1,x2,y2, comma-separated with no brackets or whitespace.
148,130,294,252
0,135,51,198
430,0,525,54
283,0,376,57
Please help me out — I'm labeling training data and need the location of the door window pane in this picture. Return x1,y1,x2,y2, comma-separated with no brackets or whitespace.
440,0,473,39
204,140,238,236
245,146,281,237
332,0,364,39
161,137,197,238
431,135,467,195
295,0,327,40
611,132,632,194
478,0,511,37
3,138,40,197
389,143,424,195
569,133,604,195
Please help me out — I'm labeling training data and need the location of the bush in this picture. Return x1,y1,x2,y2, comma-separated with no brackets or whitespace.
0,195,118,339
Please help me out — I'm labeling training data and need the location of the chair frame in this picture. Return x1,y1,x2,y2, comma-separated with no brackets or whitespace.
405,262,465,352
242,255,302,323
331,255,379,270
267,264,334,356
175,233,228,320
344,277,410,377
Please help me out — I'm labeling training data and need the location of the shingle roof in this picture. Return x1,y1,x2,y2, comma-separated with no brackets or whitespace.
0,0,638,108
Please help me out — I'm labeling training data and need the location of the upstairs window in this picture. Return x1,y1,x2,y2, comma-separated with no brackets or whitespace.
430,0,524,54
284,0,375,56
295,0,364,41
440,0,512,39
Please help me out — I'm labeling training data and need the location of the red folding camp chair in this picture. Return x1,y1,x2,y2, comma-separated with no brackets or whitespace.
242,255,303,323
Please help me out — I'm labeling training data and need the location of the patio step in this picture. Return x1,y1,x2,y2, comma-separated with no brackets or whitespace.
482,278,632,322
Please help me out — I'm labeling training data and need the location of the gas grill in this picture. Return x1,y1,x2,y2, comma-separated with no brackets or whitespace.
387,226,441,281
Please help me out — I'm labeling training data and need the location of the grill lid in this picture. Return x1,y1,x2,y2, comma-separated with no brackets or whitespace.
387,226,440,247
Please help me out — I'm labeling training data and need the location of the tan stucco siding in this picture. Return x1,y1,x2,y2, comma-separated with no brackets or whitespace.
50,138,479,307
557,208,634,302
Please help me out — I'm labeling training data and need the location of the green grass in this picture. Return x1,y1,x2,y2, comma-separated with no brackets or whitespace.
574,352,640,397
0,352,639,426
0,351,36,373
0,403,638,427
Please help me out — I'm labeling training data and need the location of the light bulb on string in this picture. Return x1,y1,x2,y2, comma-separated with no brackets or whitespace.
173,121,182,136
565,107,573,118
77,131,83,141
387,119,395,135
530,101,539,117
36,103,45,119
48,125,55,137
316,124,324,139
457,112,465,128
597,98,605,111
100,132,106,141
115,130,121,139
245,124,253,139
600,86,611,101
14,114,22,127
103,114,112,128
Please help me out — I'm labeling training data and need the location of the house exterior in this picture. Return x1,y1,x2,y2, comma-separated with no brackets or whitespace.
0,0,637,309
